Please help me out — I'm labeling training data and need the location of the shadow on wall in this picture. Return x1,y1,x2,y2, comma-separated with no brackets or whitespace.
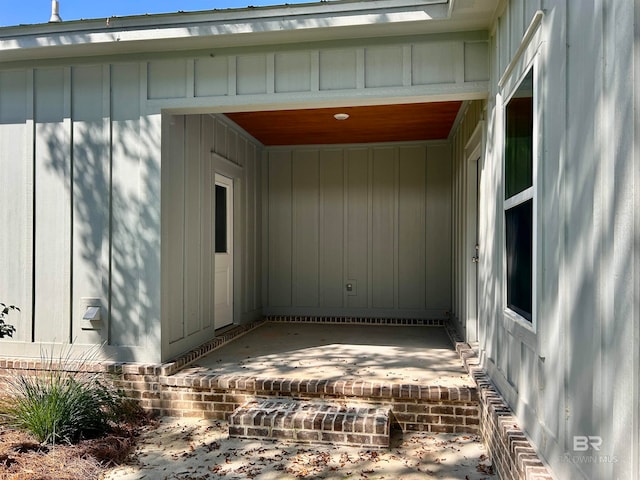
42,105,160,360
478,3,636,478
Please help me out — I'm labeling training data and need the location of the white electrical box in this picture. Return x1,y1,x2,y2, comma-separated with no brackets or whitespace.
346,279,358,296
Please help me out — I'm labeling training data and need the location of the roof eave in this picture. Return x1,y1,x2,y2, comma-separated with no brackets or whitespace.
0,0,455,62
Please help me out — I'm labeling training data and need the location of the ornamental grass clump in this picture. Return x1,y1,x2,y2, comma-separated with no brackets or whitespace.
0,346,124,445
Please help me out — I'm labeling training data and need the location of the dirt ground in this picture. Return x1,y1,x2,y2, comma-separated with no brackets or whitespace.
103,416,495,480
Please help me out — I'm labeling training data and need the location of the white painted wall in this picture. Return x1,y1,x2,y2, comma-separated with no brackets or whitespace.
471,1,640,478
264,142,452,319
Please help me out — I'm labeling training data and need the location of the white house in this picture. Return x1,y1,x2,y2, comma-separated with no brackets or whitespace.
0,1,637,479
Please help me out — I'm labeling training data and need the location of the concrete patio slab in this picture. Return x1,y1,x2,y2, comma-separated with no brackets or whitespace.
190,322,473,387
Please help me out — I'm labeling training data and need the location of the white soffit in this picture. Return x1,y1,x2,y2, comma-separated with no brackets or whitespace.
0,0,497,63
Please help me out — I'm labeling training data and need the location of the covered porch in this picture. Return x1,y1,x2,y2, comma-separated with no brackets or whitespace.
161,98,486,363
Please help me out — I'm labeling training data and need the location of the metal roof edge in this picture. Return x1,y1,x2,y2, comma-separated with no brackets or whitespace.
0,0,448,36
0,0,452,63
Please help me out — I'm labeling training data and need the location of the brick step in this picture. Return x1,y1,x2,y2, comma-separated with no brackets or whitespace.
229,398,391,448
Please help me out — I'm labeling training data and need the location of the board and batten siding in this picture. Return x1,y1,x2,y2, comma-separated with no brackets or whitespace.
144,32,488,109
264,143,451,319
0,69,33,344
450,100,484,341
477,1,640,479
162,114,262,361
0,63,162,362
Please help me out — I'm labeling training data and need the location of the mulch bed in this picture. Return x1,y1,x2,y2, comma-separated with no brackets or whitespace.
0,414,152,480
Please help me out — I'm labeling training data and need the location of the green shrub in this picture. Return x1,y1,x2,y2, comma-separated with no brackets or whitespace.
0,347,124,444
0,303,18,338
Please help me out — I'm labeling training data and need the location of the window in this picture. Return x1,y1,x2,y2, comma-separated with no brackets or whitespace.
215,184,228,253
504,68,534,322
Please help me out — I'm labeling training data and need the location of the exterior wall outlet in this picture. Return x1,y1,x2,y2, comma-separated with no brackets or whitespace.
80,297,103,330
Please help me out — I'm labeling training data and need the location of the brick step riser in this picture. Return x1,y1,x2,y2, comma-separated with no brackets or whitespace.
229,400,391,448
228,425,387,448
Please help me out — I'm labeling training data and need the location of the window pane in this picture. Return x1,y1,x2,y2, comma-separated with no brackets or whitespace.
215,185,227,253
505,69,533,199
506,199,532,321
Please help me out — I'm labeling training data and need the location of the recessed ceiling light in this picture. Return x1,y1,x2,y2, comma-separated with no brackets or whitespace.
333,113,350,120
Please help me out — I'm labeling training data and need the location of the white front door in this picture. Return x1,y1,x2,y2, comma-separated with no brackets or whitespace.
214,174,233,329
465,121,484,344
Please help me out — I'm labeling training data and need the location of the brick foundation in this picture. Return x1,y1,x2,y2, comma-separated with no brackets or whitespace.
453,339,554,480
0,367,479,436
0,364,479,436
137,371,480,435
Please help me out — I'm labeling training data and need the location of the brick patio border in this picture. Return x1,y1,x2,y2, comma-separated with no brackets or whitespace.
446,324,555,480
0,320,479,436
265,315,446,327
150,368,480,434
0,366,480,435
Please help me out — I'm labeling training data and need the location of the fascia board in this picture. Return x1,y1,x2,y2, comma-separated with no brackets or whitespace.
0,0,449,62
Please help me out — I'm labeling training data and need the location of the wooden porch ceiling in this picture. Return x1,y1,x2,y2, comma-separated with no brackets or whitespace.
225,101,463,146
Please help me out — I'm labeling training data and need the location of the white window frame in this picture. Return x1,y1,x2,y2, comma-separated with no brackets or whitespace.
499,13,544,334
